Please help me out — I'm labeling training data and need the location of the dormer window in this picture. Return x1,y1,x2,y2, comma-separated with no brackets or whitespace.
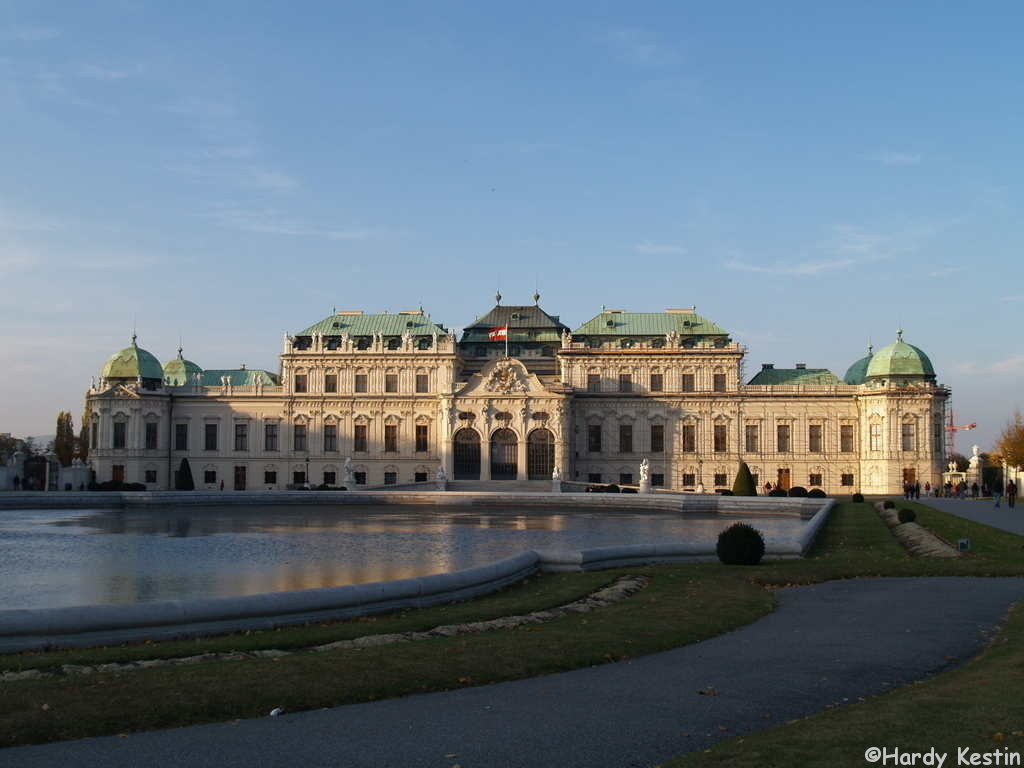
387,337,401,350
356,337,371,350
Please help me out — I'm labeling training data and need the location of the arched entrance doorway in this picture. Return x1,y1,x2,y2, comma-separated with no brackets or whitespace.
453,428,481,480
490,428,518,480
527,428,554,480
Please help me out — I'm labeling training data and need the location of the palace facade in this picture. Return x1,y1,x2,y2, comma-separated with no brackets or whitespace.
83,298,948,495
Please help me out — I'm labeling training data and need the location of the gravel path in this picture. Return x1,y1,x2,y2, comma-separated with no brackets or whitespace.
3,577,1023,768
916,497,1024,536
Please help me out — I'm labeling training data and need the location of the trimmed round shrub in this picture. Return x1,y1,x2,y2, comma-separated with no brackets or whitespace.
768,488,788,497
622,487,638,494
717,523,766,565
808,488,827,498
717,489,734,496
897,508,917,524
882,500,896,509
604,483,620,494
852,492,864,503
787,486,808,497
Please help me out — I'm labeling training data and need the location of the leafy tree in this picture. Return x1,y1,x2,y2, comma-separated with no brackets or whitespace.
948,452,969,471
732,461,757,496
175,458,195,491
0,433,19,457
76,410,90,463
54,411,75,467
993,410,1024,468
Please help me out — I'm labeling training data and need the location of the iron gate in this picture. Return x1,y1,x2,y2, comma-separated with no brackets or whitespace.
527,428,554,480
490,428,518,480
453,428,481,480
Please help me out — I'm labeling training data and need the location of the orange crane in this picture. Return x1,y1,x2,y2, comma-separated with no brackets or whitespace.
946,405,977,460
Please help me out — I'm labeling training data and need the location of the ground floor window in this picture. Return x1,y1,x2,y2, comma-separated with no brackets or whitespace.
651,473,664,487
384,471,397,485
414,471,428,483
809,473,822,486
112,465,125,483
293,471,306,485
681,473,695,487
619,473,632,485
355,472,367,485
713,473,727,487
204,470,216,484
144,470,157,483
588,473,601,483
323,471,336,486
841,473,855,486
751,474,759,488
264,471,277,485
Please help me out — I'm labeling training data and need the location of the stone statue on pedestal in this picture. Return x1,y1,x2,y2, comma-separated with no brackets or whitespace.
343,457,356,486
436,466,447,491
638,457,652,494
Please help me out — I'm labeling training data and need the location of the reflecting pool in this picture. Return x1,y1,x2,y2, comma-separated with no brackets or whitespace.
0,505,808,610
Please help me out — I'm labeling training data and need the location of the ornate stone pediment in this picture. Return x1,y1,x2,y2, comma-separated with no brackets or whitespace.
485,360,528,394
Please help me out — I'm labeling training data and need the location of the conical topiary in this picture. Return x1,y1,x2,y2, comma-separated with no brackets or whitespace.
176,458,195,491
732,461,756,496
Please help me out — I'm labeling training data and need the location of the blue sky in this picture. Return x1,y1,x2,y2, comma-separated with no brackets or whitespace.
1,1,1021,450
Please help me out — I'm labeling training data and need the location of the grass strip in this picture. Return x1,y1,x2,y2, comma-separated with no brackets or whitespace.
0,566,773,747
661,602,1024,768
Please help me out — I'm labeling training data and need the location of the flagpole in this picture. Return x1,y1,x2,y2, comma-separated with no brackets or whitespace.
505,321,509,358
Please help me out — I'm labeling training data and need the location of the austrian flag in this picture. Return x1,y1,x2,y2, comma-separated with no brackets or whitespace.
488,326,508,340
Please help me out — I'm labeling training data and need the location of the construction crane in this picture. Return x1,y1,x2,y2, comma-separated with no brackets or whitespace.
946,402,977,461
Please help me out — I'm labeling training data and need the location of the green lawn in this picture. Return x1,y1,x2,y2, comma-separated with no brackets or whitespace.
3,499,1024,751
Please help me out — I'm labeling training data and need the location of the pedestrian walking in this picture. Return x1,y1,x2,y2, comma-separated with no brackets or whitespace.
914,482,921,500
971,482,979,499
1008,481,1018,509
994,484,1002,508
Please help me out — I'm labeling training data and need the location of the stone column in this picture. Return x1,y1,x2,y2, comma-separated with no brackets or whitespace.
481,429,491,481
516,431,528,481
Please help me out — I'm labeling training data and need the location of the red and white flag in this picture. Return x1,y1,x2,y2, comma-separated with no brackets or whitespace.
488,326,508,341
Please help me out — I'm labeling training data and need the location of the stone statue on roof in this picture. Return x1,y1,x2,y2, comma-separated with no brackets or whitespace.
561,329,572,349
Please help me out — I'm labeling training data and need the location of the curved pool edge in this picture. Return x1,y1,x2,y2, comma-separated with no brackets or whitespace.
0,498,834,653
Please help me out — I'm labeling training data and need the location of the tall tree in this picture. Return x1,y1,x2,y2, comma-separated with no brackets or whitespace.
993,410,1024,468
76,410,90,462
54,412,75,467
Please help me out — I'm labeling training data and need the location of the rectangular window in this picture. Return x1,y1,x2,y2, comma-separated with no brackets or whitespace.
264,471,277,485
587,374,600,393
113,421,127,449
204,470,217,484
145,469,157,484
713,373,727,392
415,424,428,452
294,374,307,393
145,422,158,450
619,373,632,393
841,473,855,487
714,473,727,487
588,473,602,483
870,424,882,452
619,473,633,485
777,424,791,453
619,424,633,453
587,425,602,453
650,424,664,453
112,465,125,483
682,424,696,452
934,421,943,455
415,374,429,393
840,424,854,453
745,424,759,453
293,424,307,452
414,471,428,483
324,424,338,452
354,424,368,452
649,373,663,392
355,374,368,393
324,374,338,393
384,424,398,453
809,473,823,487
681,374,695,392
714,424,727,453
264,423,279,451
91,421,98,449
385,374,398,393
808,424,822,453
682,473,696,487
175,423,188,451
651,473,664,487
323,470,337,486
751,474,759,488
901,422,916,452
234,423,248,451
293,471,306,485
383,472,397,486
354,471,367,485
204,423,217,451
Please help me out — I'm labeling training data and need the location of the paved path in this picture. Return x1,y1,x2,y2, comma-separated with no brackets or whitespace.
3,577,1024,768
916,497,1024,536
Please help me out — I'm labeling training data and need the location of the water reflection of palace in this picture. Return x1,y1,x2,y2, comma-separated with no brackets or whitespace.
85,297,948,495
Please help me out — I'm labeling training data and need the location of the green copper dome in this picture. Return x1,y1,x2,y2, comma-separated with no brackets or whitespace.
865,333,935,379
843,346,874,385
101,336,164,381
163,347,204,386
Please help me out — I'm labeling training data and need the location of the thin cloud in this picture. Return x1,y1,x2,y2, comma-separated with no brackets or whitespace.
595,26,680,69
3,26,61,42
929,266,964,278
632,242,686,255
1000,295,1024,303
726,258,855,276
78,64,137,81
169,163,299,193
208,207,375,240
875,151,922,167
955,357,1024,376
